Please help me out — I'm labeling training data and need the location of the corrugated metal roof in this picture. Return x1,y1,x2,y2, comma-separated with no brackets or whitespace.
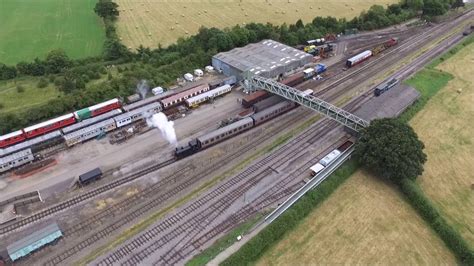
213,39,312,77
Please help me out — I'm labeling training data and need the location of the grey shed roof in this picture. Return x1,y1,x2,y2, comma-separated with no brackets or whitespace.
213,39,312,77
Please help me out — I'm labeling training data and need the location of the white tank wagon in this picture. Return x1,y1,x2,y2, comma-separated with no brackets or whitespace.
185,84,232,108
114,101,163,128
62,109,122,134
0,148,34,173
64,119,117,147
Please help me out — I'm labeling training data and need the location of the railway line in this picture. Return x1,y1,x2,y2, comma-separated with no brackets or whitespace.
94,91,366,265
5,9,472,265
93,13,472,265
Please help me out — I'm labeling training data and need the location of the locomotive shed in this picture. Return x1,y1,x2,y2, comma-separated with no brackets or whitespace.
212,39,313,81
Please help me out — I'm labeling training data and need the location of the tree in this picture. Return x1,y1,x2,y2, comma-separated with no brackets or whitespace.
103,39,130,60
354,118,427,184
451,0,465,9
0,63,17,80
423,0,448,16
94,0,119,20
403,0,425,10
45,49,72,74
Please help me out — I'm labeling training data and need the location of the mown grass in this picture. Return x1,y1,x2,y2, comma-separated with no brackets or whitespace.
0,0,105,65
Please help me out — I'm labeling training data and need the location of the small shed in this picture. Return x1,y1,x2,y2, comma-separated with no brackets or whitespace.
7,222,63,261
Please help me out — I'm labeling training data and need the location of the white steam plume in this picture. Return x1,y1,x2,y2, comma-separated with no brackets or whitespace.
146,113,178,147
136,80,149,99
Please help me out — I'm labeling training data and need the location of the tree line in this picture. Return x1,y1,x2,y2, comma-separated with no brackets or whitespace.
0,0,466,134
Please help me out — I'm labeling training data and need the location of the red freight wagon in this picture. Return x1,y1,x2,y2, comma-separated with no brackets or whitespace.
24,113,76,138
0,130,26,148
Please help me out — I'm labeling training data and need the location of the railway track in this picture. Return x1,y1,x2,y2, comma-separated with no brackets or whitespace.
307,10,471,97
94,87,370,265
0,158,177,235
93,13,473,264
9,9,472,264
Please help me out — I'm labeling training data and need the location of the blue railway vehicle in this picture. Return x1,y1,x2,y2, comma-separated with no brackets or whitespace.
7,222,62,261
374,78,399,96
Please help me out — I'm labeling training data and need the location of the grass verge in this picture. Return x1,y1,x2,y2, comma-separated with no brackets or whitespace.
186,214,263,266
221,159,359,265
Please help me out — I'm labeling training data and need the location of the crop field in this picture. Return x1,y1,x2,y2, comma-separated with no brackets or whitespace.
257,170,455,265
409,42,474,245
0,0,105,65
115,0,397,49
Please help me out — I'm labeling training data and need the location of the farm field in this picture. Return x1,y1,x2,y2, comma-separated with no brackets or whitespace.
0,0,105,65
115,0,397,49
257,170,456,265
409,42,474,245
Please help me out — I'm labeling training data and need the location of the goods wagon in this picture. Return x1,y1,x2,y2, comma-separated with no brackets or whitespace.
24,114,76,139
160,84,210,108
346,50,372,68
74,99,121,121
185,85,231,108
0,130,26,149
242,91,271,108
78,168,102,185
123,91,174,112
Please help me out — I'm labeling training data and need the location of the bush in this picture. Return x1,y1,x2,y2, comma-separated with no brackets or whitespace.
37,78,48,88
0,103,4,109
16,85,25,93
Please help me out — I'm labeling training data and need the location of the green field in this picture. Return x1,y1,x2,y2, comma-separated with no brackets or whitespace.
0,0,105,65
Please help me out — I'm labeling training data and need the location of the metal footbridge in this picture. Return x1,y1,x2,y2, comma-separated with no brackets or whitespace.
243,74,369,131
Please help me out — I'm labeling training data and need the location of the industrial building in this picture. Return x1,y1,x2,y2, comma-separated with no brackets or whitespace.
212,39,313,81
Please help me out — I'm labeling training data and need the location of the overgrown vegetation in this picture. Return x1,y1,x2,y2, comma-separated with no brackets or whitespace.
0,0,465,135
222,160,359,265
